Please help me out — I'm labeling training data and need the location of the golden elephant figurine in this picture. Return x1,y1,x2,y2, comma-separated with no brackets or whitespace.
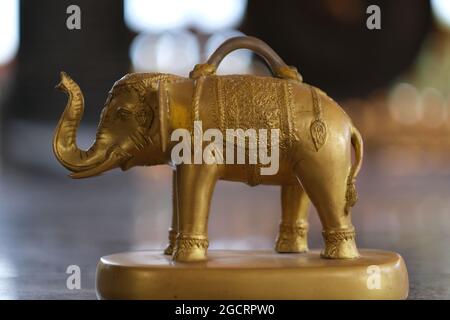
53,36,363,262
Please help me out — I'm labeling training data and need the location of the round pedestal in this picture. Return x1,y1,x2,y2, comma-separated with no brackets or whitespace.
96,249,408,300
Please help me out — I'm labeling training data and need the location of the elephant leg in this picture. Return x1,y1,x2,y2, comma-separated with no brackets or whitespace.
173,164,220,262
294,155,359,259
164,170,178,255
275,184,309,253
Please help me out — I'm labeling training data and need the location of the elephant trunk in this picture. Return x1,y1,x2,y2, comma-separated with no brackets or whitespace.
53,72,107,173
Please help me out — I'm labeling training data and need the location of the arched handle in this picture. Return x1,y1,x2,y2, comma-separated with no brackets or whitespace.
189,36,302,82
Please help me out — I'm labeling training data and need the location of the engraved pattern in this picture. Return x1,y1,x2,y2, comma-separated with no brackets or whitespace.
284,82,295,147
345,179,358,215
192,77,204,122
216,76,226,131
309,86,327,151
215,75,291,150
310,119,327,150
174,234,209,255
278,224,308,238
209,77,220,130
275,223,308,252
212,75,292,185
321,229,357,258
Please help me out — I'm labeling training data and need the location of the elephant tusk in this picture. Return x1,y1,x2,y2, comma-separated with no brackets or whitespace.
70,147,131,179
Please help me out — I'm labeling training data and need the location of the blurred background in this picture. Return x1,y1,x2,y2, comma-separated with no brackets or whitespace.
0,0,449,299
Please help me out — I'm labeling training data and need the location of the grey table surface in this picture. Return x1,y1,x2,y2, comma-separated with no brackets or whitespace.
0,150,449,300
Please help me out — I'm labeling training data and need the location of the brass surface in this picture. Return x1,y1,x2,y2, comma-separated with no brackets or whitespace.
96,250,409,300
53,36,368,263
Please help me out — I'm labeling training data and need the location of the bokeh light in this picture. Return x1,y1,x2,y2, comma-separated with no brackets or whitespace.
388,83,422,125
130,31,200,76
420,87,447,128
0,0,19,65
124,0,247,33
129,33,160,72
190,0,247,33
431,0,450,30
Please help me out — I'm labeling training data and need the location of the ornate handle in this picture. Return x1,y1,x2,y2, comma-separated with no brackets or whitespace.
189,36,302,82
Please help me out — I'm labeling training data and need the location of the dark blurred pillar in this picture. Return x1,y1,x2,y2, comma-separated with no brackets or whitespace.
241,0,431,99
7,0,133,122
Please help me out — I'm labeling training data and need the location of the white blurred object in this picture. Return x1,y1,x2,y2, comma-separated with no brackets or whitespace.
191,0,247,33
124,0,188,33
0,0,19,65
130,31,200,76
205,30,252,74
431,0,450,30
420,87,447,128
156,32,200,76
388,83,422,125
129,33,160,72
124,0,247,33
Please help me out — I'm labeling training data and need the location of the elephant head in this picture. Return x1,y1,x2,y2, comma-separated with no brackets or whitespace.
53,72,180,178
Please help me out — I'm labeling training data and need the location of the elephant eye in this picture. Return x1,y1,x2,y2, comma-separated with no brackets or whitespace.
117,107,132,121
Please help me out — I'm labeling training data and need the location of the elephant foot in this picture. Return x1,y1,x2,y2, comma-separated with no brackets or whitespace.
163,229,177,256
275,224,308,253
321,228,359,259
172,234,209,262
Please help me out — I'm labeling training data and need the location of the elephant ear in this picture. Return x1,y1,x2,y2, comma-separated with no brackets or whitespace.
157,78,195,153
135,107,153,129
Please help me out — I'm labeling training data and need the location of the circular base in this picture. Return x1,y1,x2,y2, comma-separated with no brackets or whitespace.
96,249,409,300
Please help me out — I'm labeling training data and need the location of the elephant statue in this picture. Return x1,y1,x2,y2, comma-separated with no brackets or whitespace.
53,36,363,262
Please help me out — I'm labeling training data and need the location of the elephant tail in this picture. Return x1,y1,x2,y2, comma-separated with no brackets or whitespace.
345,125,364,215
